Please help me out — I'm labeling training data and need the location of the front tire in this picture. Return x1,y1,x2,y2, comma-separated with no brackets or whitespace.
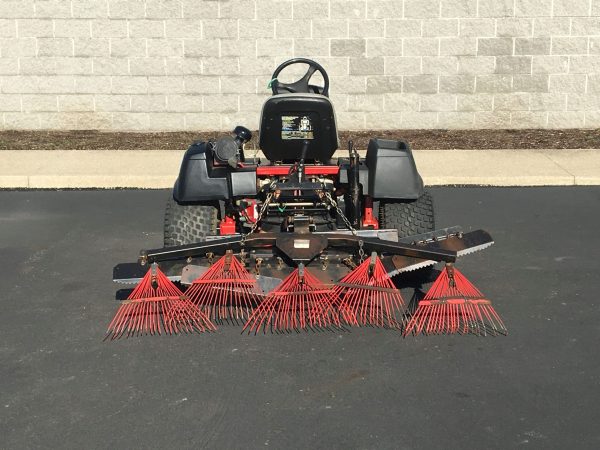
380,191,435,238
163,196,219,246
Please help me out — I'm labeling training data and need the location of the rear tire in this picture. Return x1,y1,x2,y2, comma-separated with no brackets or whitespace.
380,191,435,238
163,196,219,246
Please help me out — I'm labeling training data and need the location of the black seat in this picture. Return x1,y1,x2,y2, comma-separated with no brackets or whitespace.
259,93,339,163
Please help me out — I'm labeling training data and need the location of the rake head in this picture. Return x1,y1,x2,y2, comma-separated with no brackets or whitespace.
333,252,405,328
403,264,507,336
243,264,340,333
185,251,262,321
106,264,216,340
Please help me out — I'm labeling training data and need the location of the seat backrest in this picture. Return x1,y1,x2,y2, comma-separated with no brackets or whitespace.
259,93,339,162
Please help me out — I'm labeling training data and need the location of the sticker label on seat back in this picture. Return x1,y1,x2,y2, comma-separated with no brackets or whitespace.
282,115,314,140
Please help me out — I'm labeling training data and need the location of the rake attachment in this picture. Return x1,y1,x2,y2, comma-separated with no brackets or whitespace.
106,263,216,339
243,264,340,333
333,252,406,329
404,264,507,336
185,250,262,321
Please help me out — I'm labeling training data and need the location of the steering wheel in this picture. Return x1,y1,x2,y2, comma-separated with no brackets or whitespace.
270,58,330,97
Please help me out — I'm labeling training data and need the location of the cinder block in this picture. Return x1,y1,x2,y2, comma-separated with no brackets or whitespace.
1,75,38,93
54,19,92,38
493,93,529,111
441,0,477,18
332,0,367,19
17,19,54,37
330,94,349,112
350,57,383,75
422,56,459,74
495,56,532,74
147,38,183,57
256,38,293,57
570,56,600,74
203,20,238,38
439,75,475,93
347,94,383,112
509,112,547,128
92,58,129,75
58,95,94,111
148,76,185,93
0,58,18,74
313,19,348,38
456,93,493,111
420,94,456,111
112,76,149,94
73,38,109,57
92,20,128,38
112,112,150,131
0,38,36,57
547,111,585,127
571,18,600,36
150,112,186,131
593,0,600,15
473,111,511,128
338,112,366,129
437,111,474,128
553,0,590,16
423,19,459,37
459,19,495,37
95,94,130,112
404,0,441,19
458,56,495,74
331,39,366,57
383,56,421,76
515,38,550,55
513,75,549,92
203,57,240,75
385,20,422,38
256,0,293,19
129,20,165,38
365,76,401,94
401,111,438,128
240,93,270,111
584,111,600,128
239,20,275,39
76,112,113,130
532,55,568,74
72,0,108,18
0,94,20,111
108,1,146,18
129,58,167,76
475,74,512,93
440,38,477,56
293,0,330,19
367,39,403,57
21,57,92,75
477,0,513,17
551,37,588,55
184,112,221,130
0,2,34,19
184,76,220,94
146,0,182,19
4,112,40,129
294,39,329,56
183,39,219,57
203,94,238,113
221,76,257,94
530,93,566,111
549,74,587,93
275,20,309,38
587,75,600,94
403,75,438,94
34,1,71,18
478,38,513,56
239,57,276,75
110,39,146,57
74,75,111,93
533,18,570,37
318,57,352,76
22,94,57,112
165,58,202,75
590,37,600,55
515,0,553,17
567,93,600,111
37,38,73,57
496,19,533,37
403,38,439,57
165,94,202,112
0,19,16,38
349,20,385,38
383,93,420,111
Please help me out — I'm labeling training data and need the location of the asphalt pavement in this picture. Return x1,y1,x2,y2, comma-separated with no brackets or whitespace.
1,188,599,449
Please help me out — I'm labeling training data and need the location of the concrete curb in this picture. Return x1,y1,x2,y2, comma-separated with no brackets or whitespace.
0,149,598,188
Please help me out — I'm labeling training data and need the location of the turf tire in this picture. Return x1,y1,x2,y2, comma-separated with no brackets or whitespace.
163,196,219,246
379,191,435,238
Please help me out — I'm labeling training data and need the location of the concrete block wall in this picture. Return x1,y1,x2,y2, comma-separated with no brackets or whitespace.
0,0,599,131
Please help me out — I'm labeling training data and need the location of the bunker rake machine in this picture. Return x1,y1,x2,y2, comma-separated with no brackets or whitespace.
108,58,507,339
